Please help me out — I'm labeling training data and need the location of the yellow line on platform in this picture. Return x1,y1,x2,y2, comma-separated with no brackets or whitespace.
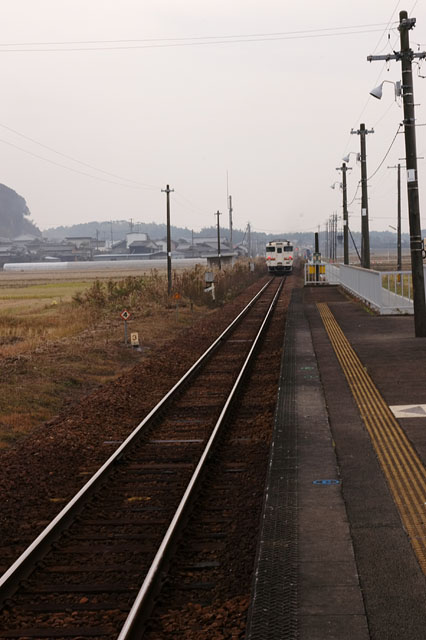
317,302,426,573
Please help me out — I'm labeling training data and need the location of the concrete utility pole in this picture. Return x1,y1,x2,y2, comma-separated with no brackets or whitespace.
228,195,233,248
325,219,329,259
161,184,174,295
368,10,426,337
315,231,319,280
215,210,222,270
388,163,403,271
337,163,352,264
351,124,374,269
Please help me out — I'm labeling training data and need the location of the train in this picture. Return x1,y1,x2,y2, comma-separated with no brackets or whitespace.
265,239,294,274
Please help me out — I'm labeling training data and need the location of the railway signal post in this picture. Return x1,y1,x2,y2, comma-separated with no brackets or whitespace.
120,309,132,345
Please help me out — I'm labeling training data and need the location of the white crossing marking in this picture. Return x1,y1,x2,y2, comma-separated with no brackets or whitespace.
390,404,426,418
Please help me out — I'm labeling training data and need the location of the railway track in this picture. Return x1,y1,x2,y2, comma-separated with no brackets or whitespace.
0,276,288,639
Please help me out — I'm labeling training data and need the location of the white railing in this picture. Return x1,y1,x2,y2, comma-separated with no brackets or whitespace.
305,262,426,315
304,262,343,286
338,265,413,314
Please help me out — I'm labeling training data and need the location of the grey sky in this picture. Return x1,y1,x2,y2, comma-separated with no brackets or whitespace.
0,0,425,238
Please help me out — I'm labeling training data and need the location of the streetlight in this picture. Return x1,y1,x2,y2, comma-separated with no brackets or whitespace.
369,79,402,100
342,151,361,163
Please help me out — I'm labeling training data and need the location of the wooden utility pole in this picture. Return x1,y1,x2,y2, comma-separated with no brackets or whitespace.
161,184,174,295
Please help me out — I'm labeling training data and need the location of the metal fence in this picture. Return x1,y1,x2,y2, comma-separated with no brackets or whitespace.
338,265,413,314
305,262,426,315
304,262,340,285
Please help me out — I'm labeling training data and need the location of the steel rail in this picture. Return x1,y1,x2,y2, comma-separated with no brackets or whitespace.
118,277,285,639
0,278,274,603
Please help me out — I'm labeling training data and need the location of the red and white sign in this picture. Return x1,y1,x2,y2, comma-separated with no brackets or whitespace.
120,309,131,321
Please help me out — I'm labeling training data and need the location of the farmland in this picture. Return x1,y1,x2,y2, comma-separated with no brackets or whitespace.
0,261,263,446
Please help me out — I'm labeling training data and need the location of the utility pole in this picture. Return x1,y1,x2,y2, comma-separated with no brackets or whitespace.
332,213,337,261
315,231,319,280
329,214,335,261
228,195,233,249
388,163,403,271
368,10,426,336
337,162,352,264
351,124,374,269
325,219,329,259
215,210,222,270
161,184,174,296
247,222,251,258
334,214,338,261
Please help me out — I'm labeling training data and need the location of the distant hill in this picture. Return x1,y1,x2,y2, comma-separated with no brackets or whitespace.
0,184,41,238
43,220,248,244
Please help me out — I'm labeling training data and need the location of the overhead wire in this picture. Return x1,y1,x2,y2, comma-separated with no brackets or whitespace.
0,23,396,47
0,136,154,189
0,122,159,189
367,124,402,181
0,25,396,53
345,122,402,208
342,1,402,154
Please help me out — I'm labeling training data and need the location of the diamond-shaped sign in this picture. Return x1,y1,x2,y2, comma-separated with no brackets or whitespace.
120,309,131,321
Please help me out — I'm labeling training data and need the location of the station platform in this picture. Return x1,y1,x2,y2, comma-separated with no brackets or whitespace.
246,284,426,640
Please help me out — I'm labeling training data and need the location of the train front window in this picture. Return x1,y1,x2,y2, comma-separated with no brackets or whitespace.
266,246,275,252
284,246,293,252
277,248,282,253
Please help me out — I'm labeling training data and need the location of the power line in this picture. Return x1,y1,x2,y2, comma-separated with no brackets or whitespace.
0,26,394,53
346,124,402,206
0,23,394,48
367,124,402,181
342,2,402,155
0,136,153,189
371,0,401,55
0,122,158,189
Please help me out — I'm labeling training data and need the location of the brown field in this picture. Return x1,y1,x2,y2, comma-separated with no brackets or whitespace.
0,261,263,447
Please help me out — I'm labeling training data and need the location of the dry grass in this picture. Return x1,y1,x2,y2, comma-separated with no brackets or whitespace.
381,273,413,300
0,261,264,447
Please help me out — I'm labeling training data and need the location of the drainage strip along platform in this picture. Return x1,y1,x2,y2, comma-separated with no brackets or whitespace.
246,285,426,640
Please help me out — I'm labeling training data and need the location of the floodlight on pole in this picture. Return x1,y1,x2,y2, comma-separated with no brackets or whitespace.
342,151,361,163
367,10,426,336
369,79,402,100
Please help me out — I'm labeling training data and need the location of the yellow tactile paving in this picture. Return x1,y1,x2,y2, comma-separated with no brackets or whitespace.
317,302,426,573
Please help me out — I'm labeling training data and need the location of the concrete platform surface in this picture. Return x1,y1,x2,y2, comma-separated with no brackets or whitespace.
247,283,426,640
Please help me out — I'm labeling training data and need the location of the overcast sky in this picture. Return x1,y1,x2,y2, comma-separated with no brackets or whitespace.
0,0,425,238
